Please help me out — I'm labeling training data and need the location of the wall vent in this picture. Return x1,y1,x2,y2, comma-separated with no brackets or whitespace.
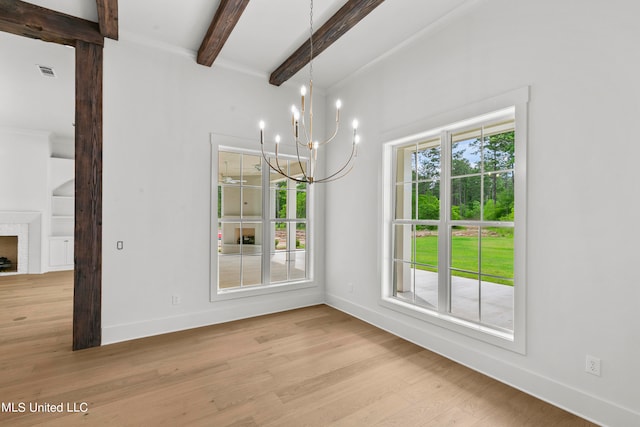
37,65,56,78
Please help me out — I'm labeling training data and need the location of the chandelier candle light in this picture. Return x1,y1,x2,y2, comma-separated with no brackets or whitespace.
259,0,360,184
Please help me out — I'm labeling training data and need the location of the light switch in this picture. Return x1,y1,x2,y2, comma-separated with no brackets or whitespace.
116,241,123,250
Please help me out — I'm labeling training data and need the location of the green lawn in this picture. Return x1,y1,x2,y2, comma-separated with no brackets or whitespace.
413,234,513,285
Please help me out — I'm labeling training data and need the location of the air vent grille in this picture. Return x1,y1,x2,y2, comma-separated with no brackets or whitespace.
37,65,56,78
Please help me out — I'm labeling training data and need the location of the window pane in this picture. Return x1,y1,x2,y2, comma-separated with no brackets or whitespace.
219,151,242,185
242,187,262,218
272,185,287,219
417,181,439,220
220,186,241,218
273,222,287,251
220,222,240,254
393,261,414,298
483,172,514,221
219,255,241,289
480,227,514,279
451,226,479,273
415,269,438,309
395,183,413,220
240,223,261,254
290,251,306,281
296,190,306,219
414,226,437,268
395,146,414,183
451,176,481,220
482,130,514,173
481,277,513,331
393,224,413,263
450,274,479,322
242,154,262,185
295,223,306,249
451,137,480,177
242,255,261,286
417,144,440,181
270,252,288,283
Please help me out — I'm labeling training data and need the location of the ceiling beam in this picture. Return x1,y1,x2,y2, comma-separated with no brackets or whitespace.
197,0,250,67
0,0,103,46
269,0,385,86
96,0,118,40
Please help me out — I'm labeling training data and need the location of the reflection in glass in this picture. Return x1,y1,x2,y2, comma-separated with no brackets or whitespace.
296,190,306,219
290,251,306,281
270,252,287,283
242,255,262,286
218,255,241,289
273,222,287,251
242,187,262,218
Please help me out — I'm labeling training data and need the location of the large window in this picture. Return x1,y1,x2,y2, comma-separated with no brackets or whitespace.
213,143,311,299
382,90,527,352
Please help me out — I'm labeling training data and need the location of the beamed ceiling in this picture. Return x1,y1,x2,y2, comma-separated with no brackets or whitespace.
0,0,471,137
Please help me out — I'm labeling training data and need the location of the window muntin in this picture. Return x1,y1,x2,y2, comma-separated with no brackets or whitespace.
390,114,517,336
216,148,310,295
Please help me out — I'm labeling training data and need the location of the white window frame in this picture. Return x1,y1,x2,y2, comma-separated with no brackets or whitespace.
210,134,315,301
380,87,528,353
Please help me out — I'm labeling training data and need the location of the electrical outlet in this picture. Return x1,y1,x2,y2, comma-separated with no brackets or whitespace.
171,295,182,306
585,355,601,376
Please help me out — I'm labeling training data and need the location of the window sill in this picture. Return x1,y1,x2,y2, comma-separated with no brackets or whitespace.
379,296,524,354
211,280,317,301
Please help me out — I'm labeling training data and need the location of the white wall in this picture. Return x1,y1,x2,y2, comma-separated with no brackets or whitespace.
324,0,640,425
101,37,326,343
0,128,50,272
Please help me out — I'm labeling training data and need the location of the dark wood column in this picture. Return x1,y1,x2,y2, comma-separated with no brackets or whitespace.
73,40,103,350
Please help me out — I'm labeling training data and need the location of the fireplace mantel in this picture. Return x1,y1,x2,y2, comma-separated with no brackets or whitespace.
0,211,42,275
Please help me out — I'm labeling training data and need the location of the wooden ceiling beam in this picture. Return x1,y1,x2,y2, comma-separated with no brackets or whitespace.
0,0,102,46
269,0,385,86
96,0,118,40
197,0,250,67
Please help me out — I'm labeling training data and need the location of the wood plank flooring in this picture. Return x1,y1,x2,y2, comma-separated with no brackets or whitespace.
0,272,596,426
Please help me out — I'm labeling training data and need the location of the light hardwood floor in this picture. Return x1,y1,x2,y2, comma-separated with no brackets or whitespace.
0,272,596,426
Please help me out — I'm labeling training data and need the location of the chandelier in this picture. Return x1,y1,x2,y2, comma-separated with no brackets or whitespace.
259,0,360,184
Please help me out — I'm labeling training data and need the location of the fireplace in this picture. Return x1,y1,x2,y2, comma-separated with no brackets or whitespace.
0,236,18,272
0,212,42,275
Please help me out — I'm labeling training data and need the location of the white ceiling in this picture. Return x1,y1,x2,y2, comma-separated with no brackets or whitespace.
0,0,470,139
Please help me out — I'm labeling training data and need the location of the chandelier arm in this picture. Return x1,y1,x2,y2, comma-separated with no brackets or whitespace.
313,143,356,183
261,142,289,178
261,149,308,183
318,121,340,146
314,163,355,183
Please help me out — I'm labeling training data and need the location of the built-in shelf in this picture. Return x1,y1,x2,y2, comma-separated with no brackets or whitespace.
49,156,75,240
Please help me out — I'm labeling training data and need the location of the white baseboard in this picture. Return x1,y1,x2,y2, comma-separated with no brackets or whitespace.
102,292,323,345
326,293,640,427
